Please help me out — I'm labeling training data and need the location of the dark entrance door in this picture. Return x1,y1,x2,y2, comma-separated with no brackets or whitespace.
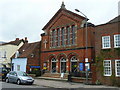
52,62,56,73
61,62,66,73
71,62,77,72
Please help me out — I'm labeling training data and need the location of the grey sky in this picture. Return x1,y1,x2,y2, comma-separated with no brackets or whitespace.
0,0,119,43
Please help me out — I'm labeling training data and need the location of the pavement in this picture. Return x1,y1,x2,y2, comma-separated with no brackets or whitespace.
34,77,120,89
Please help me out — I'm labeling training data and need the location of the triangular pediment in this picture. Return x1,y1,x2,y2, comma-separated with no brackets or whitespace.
42,8,86,30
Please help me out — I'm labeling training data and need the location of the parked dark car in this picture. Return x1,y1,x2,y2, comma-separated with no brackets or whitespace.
5,71,34,85
0,67,11,80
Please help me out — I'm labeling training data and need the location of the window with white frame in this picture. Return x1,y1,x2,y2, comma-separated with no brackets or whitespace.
102,36,111,49
114,34,120,48
115,60,120,77
4,51,6,58
0,51,1,59
103,60,112,76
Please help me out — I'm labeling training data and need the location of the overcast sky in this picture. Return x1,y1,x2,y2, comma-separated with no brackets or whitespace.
0,0,119,43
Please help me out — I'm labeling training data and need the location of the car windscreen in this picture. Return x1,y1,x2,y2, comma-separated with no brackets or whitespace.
17,72,28,76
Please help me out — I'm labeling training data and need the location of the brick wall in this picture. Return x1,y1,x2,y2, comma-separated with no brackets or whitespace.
95,22,120,85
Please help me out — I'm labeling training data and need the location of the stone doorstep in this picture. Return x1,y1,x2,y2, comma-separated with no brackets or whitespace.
41,73,68,79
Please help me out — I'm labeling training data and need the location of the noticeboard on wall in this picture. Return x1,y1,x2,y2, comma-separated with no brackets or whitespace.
79,63,84,71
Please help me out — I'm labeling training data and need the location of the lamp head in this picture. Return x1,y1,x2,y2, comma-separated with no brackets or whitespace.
75,9,80,12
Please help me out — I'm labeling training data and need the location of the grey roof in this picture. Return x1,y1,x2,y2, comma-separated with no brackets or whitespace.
107,15,120,24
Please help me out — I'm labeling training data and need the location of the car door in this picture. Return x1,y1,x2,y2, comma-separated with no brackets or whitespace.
13,72,18,83
8,72,14,82
11,72,18,83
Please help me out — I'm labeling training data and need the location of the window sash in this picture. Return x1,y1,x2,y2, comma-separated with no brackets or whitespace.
67,26,70,45
71,25,76,45
61,27,65,46
102,36,111,49
115,60,120,77
114,34,120,48
103,60,112,76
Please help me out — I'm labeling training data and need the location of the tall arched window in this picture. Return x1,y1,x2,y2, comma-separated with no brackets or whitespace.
70,56,78,72
71,25,76,45
67,26,70,45
57,28,60,47
60,57,66,73
61,27,65,46
51,58,56,73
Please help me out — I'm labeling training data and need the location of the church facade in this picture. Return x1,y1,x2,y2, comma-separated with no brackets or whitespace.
40,2,96,83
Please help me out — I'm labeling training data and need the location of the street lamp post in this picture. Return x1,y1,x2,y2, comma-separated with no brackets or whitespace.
75,9,89,84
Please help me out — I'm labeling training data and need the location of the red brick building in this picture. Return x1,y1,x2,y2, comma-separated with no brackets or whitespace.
40,2,96,83
95,15,120,86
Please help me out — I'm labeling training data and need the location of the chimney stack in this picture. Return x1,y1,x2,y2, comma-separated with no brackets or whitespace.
16,38,19,41
24,37,28,43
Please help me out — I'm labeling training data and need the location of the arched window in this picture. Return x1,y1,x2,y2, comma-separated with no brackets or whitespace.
61,57,66,62
51,58,56,73
51,58,56,62
60,57,66,73
71,25,76,45
61,27,65,46
71,56,77,62
70,56,78,72
57,28,60,47
67,26,70,45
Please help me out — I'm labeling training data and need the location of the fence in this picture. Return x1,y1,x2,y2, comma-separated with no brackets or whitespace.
69,71,92,78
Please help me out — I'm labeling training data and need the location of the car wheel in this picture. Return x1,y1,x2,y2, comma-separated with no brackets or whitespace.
5,78,9,83
17,79,21,85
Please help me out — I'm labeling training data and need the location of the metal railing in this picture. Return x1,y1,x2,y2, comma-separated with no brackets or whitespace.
69,71,92,78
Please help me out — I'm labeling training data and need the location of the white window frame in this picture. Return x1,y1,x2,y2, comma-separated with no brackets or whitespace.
102,36,111,49
114,34,120,48
103,60,112,76
115,60,120,77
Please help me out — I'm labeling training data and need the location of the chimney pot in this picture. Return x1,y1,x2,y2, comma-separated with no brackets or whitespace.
25,37,28,43
16,38,19,41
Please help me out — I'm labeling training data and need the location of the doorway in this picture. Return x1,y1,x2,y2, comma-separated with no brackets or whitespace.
71,56,78,72
60,57,66,73
51,58,56,73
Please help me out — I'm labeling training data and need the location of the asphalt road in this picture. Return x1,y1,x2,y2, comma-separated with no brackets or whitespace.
0,81,67,90
1,80,120,90
0,81,46,88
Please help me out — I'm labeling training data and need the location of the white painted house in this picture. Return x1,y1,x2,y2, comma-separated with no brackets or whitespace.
12,58,27,72
0,38,26,68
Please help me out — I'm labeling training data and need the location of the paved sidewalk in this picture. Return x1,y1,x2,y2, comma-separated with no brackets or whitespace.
34,78,119,89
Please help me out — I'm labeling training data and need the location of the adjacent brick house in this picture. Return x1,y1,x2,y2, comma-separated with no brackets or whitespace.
12,40,41,73
40,2,96,83
95,15,120,85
